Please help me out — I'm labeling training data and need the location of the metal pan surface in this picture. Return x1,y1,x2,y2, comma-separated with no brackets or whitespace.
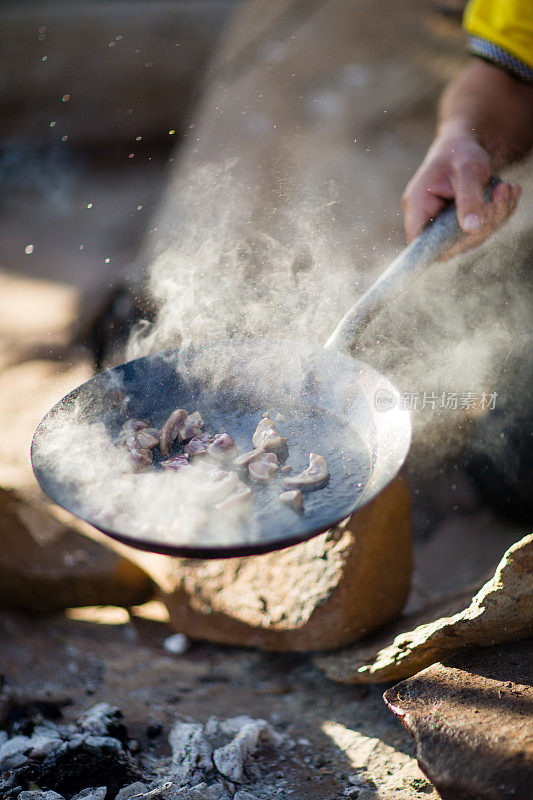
31,339,410,558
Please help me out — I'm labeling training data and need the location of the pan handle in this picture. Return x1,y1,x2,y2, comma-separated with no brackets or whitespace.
324,176,501,353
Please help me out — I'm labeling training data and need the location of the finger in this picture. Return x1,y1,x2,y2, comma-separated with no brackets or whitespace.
509,183,521,214
442,183,521,259
481,182,520,232
492,181,521,217
403,188,447,243
451,162,490,233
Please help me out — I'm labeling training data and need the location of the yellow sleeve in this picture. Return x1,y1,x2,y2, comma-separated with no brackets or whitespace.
463,0,533,83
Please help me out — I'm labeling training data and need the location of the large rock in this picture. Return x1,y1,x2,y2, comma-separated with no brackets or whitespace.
137,476,412,651
384,640,533,800
0,488,153,612
316,533,533,682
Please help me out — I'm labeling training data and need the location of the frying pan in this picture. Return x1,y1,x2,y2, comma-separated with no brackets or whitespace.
31,187,497,558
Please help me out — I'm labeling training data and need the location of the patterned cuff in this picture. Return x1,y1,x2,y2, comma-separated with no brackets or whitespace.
468,35,533,84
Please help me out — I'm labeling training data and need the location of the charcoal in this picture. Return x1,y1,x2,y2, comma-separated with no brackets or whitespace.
71,788,107,800
114,783,149,800
0,773,20,796
84,736,123,754
78,704,127,742
165,784,227,800
0,702,285,800
26,732,63,760
0,696,68,735
15,737,141,800
0,734,31,770
212,719,285,783
233,792,259,800
168,722,212,786
203,783,231,800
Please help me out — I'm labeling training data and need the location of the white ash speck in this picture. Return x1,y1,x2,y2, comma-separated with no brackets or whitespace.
163,633,190,655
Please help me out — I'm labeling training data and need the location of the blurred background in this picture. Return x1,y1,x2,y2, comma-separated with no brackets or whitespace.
0,0,471,374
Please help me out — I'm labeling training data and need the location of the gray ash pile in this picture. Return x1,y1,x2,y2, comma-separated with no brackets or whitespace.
0,701,288,800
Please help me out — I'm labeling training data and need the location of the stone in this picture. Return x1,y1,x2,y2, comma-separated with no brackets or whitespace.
0,487,153,613
383,640,533,800
138,476,411,651
316,533,533,683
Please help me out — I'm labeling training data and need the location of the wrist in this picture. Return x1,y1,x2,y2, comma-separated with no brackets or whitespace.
435,118,478,144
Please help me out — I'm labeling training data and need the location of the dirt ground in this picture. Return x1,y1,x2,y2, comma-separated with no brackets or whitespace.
1,604,438,800
0,2,530,798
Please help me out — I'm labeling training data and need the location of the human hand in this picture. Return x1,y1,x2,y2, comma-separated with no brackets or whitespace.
402,124,520,246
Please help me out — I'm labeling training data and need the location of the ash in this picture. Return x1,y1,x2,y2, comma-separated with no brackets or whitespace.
0,702,291,800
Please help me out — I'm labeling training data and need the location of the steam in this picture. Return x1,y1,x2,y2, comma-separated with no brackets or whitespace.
127,159,362,357
129,155,532,467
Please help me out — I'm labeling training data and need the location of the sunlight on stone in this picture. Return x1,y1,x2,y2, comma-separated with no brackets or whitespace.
65,605,130,625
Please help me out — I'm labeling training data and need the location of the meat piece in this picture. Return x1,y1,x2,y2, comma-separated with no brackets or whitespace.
184,433,214,457
252,417,288,453
279,489,304,512
280,464,292,473
282,453,329,491
121,419,150,437
179,411,204,441
121,420,153,467
208,433,237,463
233,448,266,469
125,440,152,468
159,409,188,456
248,452,279,482
161,454,190,472
135,427,160,450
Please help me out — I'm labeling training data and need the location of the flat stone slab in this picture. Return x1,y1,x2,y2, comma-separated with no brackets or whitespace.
384,639,533,800
316,533,533,682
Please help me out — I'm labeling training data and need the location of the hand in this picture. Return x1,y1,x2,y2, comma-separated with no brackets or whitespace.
402,125,521,245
